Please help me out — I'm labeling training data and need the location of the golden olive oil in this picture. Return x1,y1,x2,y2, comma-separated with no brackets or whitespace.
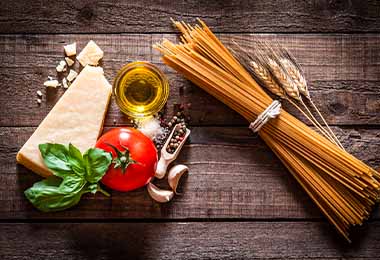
113,62,169,118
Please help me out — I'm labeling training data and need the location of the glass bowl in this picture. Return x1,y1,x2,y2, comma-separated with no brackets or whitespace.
113,61,169,118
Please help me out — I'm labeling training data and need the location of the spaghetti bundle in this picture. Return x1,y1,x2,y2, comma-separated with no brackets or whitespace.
154,19,380,242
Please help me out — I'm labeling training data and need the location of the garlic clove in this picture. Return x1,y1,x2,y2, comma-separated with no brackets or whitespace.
168,164,189,194
147,182,174,203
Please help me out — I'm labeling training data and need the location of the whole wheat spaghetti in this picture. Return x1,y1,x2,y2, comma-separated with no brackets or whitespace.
154,19,380,242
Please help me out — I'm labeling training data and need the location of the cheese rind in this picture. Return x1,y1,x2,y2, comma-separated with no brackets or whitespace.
17,65,112,177
77,40,104,66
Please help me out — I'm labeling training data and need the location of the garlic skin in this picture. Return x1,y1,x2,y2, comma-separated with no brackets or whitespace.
147,183,174,203
168,164,189,194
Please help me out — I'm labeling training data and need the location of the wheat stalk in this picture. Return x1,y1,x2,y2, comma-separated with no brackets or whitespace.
268,58,341,145
231,41,342,146
270,57,338,145
279,57,344,149
247,60,329,137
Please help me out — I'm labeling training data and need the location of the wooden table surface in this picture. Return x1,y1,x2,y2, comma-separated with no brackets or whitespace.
1,1,380,259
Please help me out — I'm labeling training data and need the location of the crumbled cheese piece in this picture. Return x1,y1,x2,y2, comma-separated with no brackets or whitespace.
43,79,59,88
37,90,43,97
77,40,104,66
136,116,165,140
67,70,78,82
65,57,74,67
47,76,53,81
62,78,69,89
56,60,67,73
37,98,42,104
64,42,76,56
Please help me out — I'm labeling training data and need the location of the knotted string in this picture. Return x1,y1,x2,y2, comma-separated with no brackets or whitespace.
249,100,281,133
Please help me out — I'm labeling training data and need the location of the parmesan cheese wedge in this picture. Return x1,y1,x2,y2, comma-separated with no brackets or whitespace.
77,40,104,66
16,65,112,177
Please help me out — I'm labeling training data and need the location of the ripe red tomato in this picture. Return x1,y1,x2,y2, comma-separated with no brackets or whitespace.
96,128,157,192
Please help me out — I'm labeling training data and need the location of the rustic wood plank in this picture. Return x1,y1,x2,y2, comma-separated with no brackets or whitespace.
1,34,379,127
1,126,379,219
1,0,379,33
1,222,380,259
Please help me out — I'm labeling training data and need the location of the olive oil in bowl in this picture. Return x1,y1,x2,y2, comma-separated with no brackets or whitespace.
113,61,169,118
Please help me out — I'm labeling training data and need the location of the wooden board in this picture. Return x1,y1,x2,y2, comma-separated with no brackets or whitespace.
1,0,380,33
1,1,380,257
1,34,380,127
1,126,379,220
1,222,380,259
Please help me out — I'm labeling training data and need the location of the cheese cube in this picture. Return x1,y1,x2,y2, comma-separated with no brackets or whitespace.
65,57,74,67
67,70,78,82
43,79,59,88
77,40,104,66
62,77,69,89
56,60,66,72
64,42,76,56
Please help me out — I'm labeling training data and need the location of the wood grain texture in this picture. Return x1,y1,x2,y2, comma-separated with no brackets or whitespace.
1,222,380,259
1,126,379,219
0,0,379,33
1,34,380,127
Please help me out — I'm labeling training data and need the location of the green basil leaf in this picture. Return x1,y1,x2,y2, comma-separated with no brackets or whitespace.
83,148,112,183
24,176,84,212
58,174,87,194
84,183,99,194
26,143,112,212
68,143,85,176
39,143,72,177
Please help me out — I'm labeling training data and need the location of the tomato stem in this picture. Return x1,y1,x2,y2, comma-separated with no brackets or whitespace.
105,143,139,174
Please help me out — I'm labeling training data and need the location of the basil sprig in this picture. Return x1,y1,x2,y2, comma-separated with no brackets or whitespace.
24,143,112,212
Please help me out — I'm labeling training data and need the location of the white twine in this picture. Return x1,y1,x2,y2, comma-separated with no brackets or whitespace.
249,100,281,133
